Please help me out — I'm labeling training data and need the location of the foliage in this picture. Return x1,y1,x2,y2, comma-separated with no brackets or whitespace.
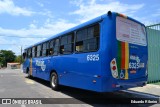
0,50,16,67
15,55,24,63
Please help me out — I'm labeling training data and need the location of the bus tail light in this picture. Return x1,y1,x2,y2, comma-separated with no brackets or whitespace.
112,66,116,71
110,58,118,78
112,60,115,65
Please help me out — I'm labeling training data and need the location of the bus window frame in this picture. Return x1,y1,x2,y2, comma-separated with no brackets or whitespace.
24,22,101,58
48,37,60,56
75,23,100,54
36,44,42,58
42,42,49,57
59,32,74,55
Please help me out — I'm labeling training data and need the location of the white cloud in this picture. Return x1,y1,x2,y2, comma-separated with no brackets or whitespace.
0,18,76,55
0,19,76,37
0,0,55,17
70,0,144,23
0,0,34,16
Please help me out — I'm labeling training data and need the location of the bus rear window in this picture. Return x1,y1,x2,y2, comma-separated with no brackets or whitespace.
116,16,147,46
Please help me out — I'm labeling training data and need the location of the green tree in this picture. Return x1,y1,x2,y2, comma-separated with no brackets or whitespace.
15,55,24,63
0,50,16,67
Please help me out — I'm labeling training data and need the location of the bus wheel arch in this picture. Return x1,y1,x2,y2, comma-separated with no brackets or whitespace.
50,70,59,90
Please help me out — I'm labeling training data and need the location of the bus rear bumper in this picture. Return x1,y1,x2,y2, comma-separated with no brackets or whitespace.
117,78,147,88
101,76,147,92
113,77,147,91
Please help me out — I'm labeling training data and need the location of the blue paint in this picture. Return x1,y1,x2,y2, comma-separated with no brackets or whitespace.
23,12,148,92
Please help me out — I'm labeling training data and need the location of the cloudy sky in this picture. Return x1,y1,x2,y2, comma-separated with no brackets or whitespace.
0,0,159,55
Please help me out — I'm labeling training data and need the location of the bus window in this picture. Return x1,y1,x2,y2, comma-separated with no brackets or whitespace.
76,24,100,52
49,40,54,55
60,36,67,54
27,48,32,58
116,16,147,46
42,43,47,56
53,38,59,55
60,33,74,54
65,34,74,54
37,45,42,57
32,46,37,58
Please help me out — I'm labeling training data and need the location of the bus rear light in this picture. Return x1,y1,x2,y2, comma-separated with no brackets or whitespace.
110,58,118,78
112,66,116,71
112,60,115,65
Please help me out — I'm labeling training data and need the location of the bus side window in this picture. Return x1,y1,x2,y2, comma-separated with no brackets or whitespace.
27,48,32,58
60,33,74,55
76,29,87,52
37,45,42,57
53,38,59,55
60,36,67,54
42,43,47,56
84,24,100,51
65,33,74,54
49,40,54,55
46,42,49,56
76,24,99,52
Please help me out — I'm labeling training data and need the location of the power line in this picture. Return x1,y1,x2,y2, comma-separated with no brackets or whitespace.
0,35,46,38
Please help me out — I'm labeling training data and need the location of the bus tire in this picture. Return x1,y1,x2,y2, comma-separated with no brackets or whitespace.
50,72,59,90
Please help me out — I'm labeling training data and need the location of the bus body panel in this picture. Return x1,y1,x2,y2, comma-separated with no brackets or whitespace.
56,52,102,92
23,12,148,92
100,13,148,92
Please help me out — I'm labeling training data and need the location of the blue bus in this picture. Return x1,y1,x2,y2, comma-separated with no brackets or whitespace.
23,11,148,92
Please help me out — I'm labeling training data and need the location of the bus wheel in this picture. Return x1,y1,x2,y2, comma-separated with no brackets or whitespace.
50,72,59,90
